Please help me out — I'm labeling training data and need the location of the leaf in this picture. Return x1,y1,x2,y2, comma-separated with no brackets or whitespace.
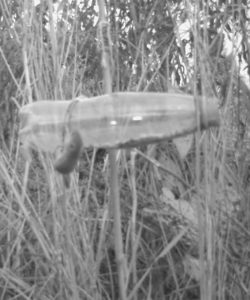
173,134,193,159
161,187,175,201
183,255,201,281
161,193,198,228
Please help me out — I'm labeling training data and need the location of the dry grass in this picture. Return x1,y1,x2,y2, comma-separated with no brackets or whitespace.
0,1,250,299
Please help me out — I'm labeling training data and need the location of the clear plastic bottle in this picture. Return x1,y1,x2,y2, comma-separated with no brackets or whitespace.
19,92,219,153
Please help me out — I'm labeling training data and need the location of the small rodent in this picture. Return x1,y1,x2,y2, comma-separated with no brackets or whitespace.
54,130,83,174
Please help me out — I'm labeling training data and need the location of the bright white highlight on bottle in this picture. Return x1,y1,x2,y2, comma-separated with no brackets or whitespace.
110,120,117,126
132,116,143,121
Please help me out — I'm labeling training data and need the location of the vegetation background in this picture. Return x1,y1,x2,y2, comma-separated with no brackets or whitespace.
0,0,250,299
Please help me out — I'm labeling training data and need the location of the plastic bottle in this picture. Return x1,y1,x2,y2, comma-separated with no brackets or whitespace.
19,92,220,154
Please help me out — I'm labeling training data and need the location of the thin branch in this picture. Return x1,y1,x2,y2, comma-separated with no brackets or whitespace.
97,1,127,300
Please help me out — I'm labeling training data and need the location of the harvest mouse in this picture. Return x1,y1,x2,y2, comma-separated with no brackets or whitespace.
54,130,83,187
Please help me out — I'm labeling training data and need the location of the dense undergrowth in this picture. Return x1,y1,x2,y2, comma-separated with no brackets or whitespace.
0,1,250,299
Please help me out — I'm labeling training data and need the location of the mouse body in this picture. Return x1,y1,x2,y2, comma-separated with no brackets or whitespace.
54,130,83,174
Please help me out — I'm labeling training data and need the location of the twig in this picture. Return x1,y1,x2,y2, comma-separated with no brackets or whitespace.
97,1,127,299
130,149,138,300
